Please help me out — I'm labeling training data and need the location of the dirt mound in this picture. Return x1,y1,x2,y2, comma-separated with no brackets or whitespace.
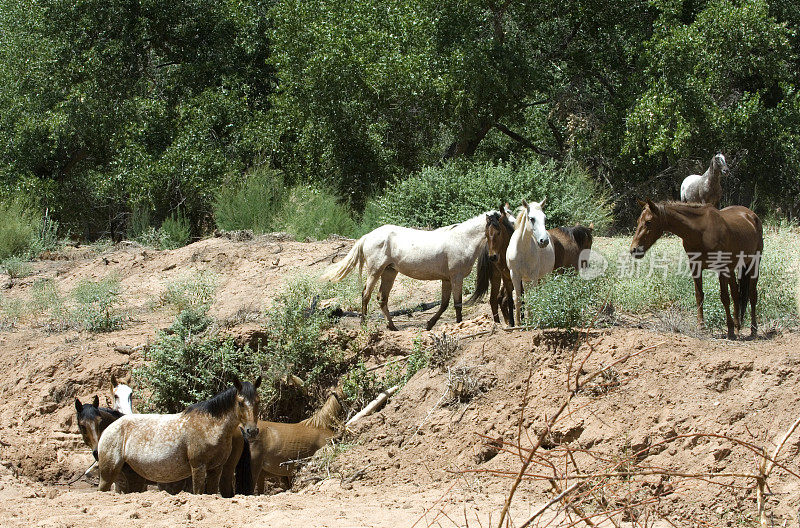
1,235,799,526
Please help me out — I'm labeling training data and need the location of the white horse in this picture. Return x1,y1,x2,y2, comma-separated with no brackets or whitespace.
320,212,494,330
506,199,555,324
111,373,134,415
680,153,728,207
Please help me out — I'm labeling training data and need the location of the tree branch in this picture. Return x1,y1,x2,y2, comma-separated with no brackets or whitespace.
494,122,562,160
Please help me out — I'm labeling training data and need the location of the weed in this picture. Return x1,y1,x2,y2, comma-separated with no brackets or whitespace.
2,257,33,279
160,271,218,313
71,276,123,332
159,211,191,249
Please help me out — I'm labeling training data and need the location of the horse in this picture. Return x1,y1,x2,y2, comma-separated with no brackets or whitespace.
320,212,493,330
680,153,729,207
463,207,516,325
506,199,555,324
97,377,261,494
630,199,763,338
74,396,147,492
549,224,594,271
110,372,133,415
246,390,344,494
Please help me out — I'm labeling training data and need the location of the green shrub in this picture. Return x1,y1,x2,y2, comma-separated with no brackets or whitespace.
278,185,357,240
29,278,67,323
158,212,191,249
1,257,33,279
371,159,613,232
522,271,607,329
213,167,285,234
71,276,123,332
0,200,56,259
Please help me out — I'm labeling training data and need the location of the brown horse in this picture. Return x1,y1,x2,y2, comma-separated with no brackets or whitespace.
97,377,261,494
549,224,594,271
630,199,763,338
464,209,516,325
227,390,344,495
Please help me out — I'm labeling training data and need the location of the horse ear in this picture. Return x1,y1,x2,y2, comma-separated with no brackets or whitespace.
646,198,657,211
232,376,243,392
588,222,594,230
637,199,646,207
254,376,262,389
121,371,131,385
92,395,99,408
75,398,83,412
521,199,529,209
111,373,118,388
540,196,547,208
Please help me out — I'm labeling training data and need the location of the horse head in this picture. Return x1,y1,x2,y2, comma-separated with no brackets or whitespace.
233,376,262,441
712,153,729,177
75,395,103,459
111,372,134,415
523,198,550,249
630,198,664,259
485,212,504,263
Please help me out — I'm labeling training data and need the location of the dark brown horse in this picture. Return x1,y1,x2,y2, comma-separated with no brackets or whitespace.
464,208,516,325
630,199,763,338
549,224,594,271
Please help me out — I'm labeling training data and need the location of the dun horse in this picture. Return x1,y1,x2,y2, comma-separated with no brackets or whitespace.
630,199,762,338
245,390,344,494
320,213,492,330
680,153,728,207
97,377,261,494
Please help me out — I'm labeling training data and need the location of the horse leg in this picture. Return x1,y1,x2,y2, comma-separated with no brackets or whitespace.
750,276,759,337
693,275,705,330
501,270,515,326
190,464,207,494
426,280,452,331
489,267,501,324
361,272,380,325
98,456,123,493
205,465,224,495
718,274,735,339
452,276,465,323
728,274,741,336
378,267,399,331
220,433,243,497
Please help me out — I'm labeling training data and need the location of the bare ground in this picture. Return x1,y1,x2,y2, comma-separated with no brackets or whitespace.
1,234,799,527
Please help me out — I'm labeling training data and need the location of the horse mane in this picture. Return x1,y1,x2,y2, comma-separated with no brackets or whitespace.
557,225,593,249
659,201,711,215
500,213,514,234
300,390,344,430
185,382,257,417
514,208,528,236
78,404,123,420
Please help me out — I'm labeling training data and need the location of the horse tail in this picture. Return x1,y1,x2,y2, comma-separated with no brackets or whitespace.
738,264,752,322
463,246,490,306
235,439,253,495
320,236,365,283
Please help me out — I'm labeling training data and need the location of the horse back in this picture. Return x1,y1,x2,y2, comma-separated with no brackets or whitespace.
254,421,335,477
718,206,763,251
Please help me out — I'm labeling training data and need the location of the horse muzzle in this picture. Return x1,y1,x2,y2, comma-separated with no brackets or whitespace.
242,426,259,440
92,449,98,461
488,254,499,263
630,246,645,259
537,238,550,248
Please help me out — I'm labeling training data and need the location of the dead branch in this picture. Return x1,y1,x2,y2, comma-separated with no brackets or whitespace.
345,385,399,427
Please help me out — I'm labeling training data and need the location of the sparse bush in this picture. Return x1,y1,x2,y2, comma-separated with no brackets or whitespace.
428,332,459,370
0,200,37,259
29,278,68,326
2,257,33,279
160,271,218,313
371,159,613,232
213,167,285,234
71,276,123,332
523,271,606,329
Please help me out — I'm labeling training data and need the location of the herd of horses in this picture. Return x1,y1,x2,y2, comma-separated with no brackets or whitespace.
73,153,764,496
75,374,344,495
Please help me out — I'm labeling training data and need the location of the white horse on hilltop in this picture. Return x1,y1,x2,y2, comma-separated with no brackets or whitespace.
320,212,496,331
507,199,555,324
680,153,728,207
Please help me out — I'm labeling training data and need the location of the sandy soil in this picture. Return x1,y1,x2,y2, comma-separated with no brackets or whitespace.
1,233,799,527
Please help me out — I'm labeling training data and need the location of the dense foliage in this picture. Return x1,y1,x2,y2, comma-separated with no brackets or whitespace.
1,0,799,240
